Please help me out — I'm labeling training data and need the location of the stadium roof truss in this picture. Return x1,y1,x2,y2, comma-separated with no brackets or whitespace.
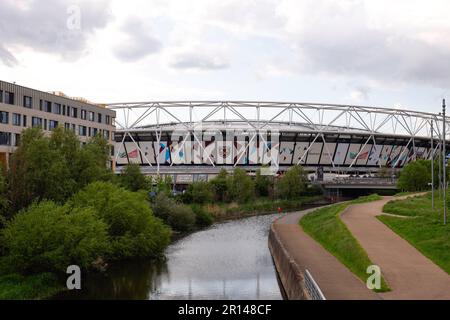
106,101,449,173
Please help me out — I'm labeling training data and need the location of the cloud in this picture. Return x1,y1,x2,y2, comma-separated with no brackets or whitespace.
113,18,162,62
278,0,450,88
0,0,112,66
170,51,229,70
0,46,18,67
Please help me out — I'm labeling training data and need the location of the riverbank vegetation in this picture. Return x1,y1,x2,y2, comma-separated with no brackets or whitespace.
379,193,450,274
0,127,323,299
300,194,391,292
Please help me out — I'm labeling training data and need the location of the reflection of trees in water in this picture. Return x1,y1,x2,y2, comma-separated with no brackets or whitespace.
56,258,169,299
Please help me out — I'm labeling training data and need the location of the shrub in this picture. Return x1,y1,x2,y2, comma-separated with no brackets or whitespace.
191,204,214,227
254,169,273,197
210,169,229,202
120,164,149,192
70,182,170,259
275,165,308,199
151,193,196,231
397,160,430,191
0,201,110,274
167,204,196,231
185,181,214,204
227,168,255,203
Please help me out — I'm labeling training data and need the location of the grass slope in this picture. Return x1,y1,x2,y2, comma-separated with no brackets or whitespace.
379,193,450,274
300,194,390,292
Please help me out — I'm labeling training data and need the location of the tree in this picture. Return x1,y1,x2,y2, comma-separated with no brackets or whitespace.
1,201,110,274
185,181,214,204
7,127,113,213
275,165,308,199
70,182,171,259
0,166,10,226
397,160,430,191
120,164,149,192
210,169,229,202
255,169,273,197
227,168,255,203
8,128,75,211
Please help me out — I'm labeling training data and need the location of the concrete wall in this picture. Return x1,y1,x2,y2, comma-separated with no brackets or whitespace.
268,223,311,300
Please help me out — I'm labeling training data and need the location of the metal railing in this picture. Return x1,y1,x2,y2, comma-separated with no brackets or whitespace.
304,269,326,300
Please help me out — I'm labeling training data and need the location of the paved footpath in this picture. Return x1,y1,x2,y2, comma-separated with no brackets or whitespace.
340,196,450,299
274,208,379,300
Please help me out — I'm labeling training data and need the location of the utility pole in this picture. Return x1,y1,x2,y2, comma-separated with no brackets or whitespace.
443,99,447,225
431,119,434,209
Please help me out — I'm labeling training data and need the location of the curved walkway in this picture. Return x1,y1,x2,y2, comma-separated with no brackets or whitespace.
273,208,378,300
340,196,450,300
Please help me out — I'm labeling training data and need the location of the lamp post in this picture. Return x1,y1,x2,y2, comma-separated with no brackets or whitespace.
431,119,434,209
443,99,447,225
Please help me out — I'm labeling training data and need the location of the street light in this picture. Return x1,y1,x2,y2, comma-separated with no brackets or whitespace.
443,99,447,225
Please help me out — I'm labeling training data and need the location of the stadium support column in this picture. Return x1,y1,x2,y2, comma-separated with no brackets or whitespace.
443,99,447,225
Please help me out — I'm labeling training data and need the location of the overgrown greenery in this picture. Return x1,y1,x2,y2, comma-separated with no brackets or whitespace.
7,127,112,213
0,127,171,299
300,194,390,292
379,193,450,274
397,160,431,192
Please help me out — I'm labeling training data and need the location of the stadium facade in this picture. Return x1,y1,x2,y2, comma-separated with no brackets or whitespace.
108,101,448,184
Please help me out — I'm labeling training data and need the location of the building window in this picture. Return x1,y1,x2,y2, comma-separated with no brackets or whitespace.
105,115,110,125
98,113,102,123
32,117,43,128
71,124,76,132
4,91,14,105
53,103,61,115
64,123,70,130
39,99,43,111
0,111,9,124
45,101,52,113
23,115,27,127
92,128,98,136
72,107,78,118
44,119,47,130
13,113,21,126
14,133,20,146
79,125,87,136
89,111,95,122
0,91,3,103
103,130,110,140
0,132,11,145
81,109,87,120
23,96,32,108
49,120,58,130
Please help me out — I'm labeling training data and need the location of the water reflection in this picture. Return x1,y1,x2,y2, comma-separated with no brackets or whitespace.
56,214,282,300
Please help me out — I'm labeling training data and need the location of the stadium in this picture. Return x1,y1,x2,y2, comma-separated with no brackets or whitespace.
108,101,446,184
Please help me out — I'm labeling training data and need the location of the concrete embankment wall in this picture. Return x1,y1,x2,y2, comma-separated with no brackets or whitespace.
268,223,309,300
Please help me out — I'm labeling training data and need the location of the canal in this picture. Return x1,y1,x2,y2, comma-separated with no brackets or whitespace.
57,213,283,300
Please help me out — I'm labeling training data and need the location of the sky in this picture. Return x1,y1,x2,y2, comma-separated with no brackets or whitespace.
1,0,450,114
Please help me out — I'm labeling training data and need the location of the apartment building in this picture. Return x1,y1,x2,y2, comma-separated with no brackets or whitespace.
0,80,116,168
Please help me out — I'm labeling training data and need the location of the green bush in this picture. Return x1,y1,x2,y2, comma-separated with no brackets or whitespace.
185,181,214,204
227,168,255,203
0,201,110,274
191,204,214,227
167,204,196,231
70,182,170,259
151,193,196,231
120,163,149,192
397,160,431,192
275,165,308,199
